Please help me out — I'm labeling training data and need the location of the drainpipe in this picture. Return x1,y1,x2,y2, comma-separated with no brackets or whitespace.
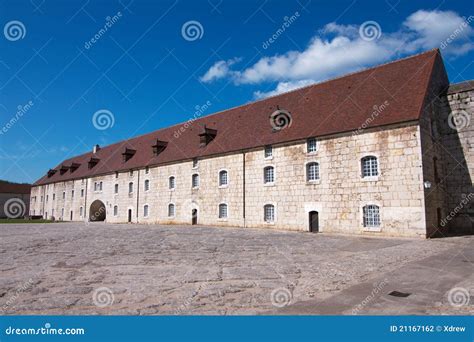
42,185,46,218
84,178,88,221
242,151,246,228
136,170,140,223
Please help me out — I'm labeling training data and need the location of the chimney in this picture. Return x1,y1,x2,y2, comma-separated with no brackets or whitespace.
93,144,100,154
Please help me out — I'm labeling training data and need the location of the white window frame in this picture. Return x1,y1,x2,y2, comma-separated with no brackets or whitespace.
218,202,228,220
263,165,276,186
264,145,273,159
361,154,380,180
192,173,200,189
263,203,276,224
169,176,176,191
305,161,320,183
360,203,382,232
168,203,176,217
307,137,318,154
218,169,229,188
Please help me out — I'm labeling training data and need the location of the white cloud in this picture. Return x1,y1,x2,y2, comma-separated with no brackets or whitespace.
199,57,241,83
200,9,474,99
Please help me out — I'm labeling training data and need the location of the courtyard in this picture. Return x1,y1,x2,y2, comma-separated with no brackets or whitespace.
0,223,472,315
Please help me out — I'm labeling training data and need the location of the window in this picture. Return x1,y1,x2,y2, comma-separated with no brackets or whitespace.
94,182,97,191
51,209,54,217
71,190,74,199
168,203,175,217
52,193,55,201
114,184,119,194
145,166,149,174
128,182,133,193
306,162,320,181
115,172,119,178
307,138,318,153
361,156,378,178
81,189,84,197
264,166,275,184
218,203,228,219
363,205,380,228
99,181,103,191
192,174,199,188
143,205,149,217
169,176,175,190
80,207,83,217
61,208,64,218
192,158,198,168
144,179,150,191
113,205,118,216
264,145,273,158
264,204,275,223
62,191,65,199
219,170,228,186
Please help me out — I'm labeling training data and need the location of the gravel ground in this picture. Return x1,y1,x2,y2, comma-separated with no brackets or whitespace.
0,222,471,315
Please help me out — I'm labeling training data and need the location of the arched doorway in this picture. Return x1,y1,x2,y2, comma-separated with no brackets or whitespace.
89,200,106,221
309,211,319,232
192,209,198,225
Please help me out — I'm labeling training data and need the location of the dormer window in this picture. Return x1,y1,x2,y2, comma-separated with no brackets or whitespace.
199,125,217,147
152,139,168,155
47,169,57,178
122,148,136,162
70,163,80,172
59,165,69,175
88,157,99,169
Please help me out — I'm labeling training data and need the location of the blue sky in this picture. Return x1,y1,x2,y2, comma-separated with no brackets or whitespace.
1,0,473,184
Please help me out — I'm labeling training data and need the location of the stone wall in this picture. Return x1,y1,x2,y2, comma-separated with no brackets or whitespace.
30,123,427,237
439,81,474,234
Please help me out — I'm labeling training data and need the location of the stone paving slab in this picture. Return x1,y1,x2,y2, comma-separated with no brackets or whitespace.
0,223,472,315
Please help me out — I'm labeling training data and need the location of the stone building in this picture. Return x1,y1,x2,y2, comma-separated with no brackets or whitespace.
0,180,31,219
30,49,473,238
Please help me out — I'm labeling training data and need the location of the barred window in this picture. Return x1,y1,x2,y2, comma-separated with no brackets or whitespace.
363,205,380,228
169,176,175,190
361,156,378,177
307,138,318,153
264,145,273,158
192,174,200,188
218,203,228,219
264,166,274,184
168,203,175,217
113,205,118,216
264,204,275,223
306,162,320,181
144,179,150,191
219,170,228,186
143,205,149,217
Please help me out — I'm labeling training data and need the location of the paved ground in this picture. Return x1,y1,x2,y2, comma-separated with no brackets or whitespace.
0,223,472,315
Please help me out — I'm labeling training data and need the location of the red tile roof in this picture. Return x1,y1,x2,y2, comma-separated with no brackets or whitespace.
34,49,442,186
0,180,31,194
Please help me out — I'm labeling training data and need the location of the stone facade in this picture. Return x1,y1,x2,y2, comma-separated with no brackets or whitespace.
30,122,431,238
